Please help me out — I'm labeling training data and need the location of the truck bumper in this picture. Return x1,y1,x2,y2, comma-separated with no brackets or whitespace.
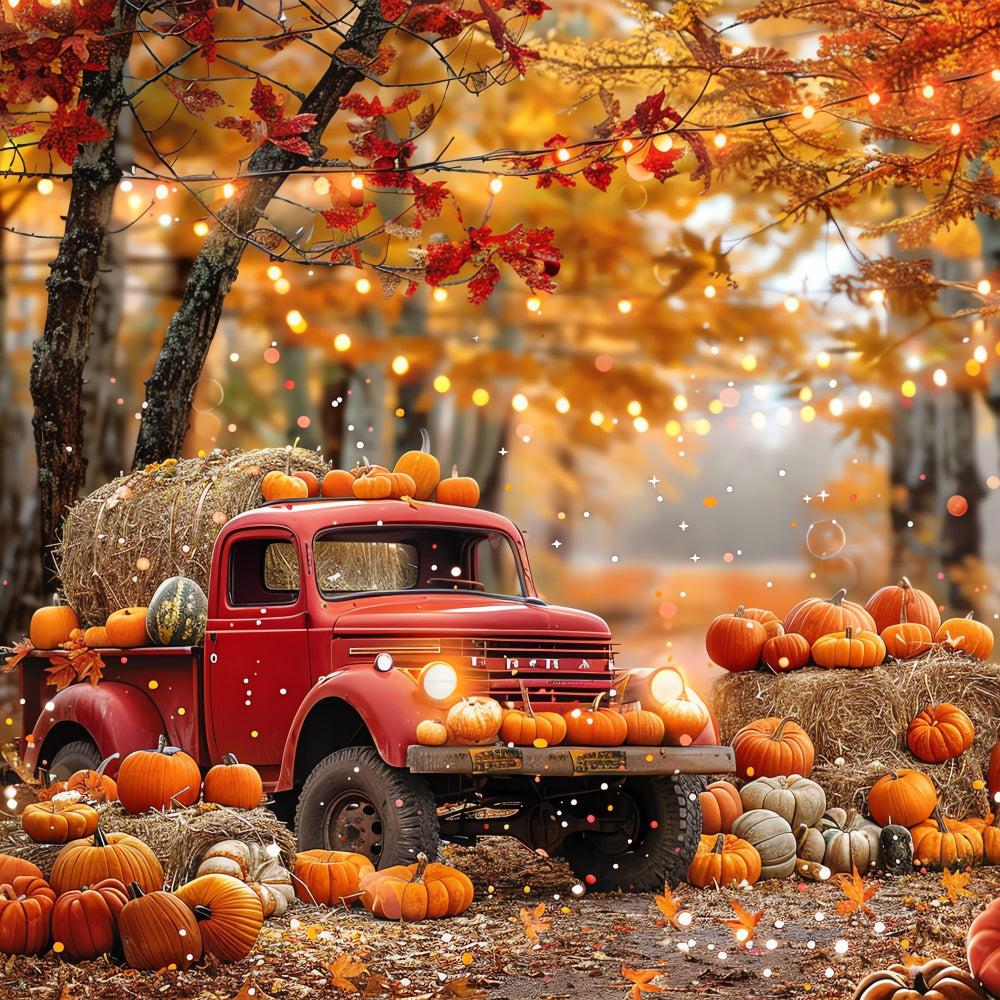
406,743,734,777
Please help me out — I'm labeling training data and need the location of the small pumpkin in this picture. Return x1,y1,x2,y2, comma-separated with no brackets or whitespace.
968,897,1000,997
353,473,393,499
729,808,797,880
83,625,111,648
739,774,826,830
760,632,811,672
118,882,203,970
29,604,80,649
906,702,975,764
321,469,357,497
821,811,882,874
415,719,450,746
65,754,119,803
392,428,441,500
731,716,815,780
867,768,937,828
699,780,744,835
0,875,56,955
811,627,886,669
936,612,995,660
909,805,983,870
657,685,711,746
292,470,320,497
293,849,375,907
174,873,264,963
622,708,665,746
386,471,417,500
116,734,201,813
796,823,826,864
196,839,294,918
854,959,989,1000
105,606,150,648
446,696,503,745
686,832,761,888
360,852,473,921
740,607,785,639
864,576,942,634
782,588,877,646
21,799,100,844
705,605,768,673
880,620,934,660
145,575,208,647
203,754,264,810
0,854,43,884
49,826,164,896
261,470,309,502
50,877,129,961
499,687,567,747
435,466,480,507
564,693,628,747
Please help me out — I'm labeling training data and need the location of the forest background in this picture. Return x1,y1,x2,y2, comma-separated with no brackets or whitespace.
2,0,1000,717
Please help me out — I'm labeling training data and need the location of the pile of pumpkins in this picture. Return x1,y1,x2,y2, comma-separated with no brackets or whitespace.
705,577,995,673
260,429,480,508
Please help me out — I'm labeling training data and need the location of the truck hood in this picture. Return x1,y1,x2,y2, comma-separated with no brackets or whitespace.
326,593,611,639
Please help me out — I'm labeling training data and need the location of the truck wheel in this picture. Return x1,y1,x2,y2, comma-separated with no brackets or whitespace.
294,747,439,868
48,740,102,781
561,774,702,893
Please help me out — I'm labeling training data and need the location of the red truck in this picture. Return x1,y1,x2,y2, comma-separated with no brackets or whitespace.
16,497,733,891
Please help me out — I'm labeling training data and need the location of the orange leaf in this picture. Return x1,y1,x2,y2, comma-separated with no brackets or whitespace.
834,863,879,918
653,887,690,931
519,901,551,940
718,898,763,945
43,657,78,692
622,966,664,1000
1,637,34,674
940,868,975,904
327,953,366,991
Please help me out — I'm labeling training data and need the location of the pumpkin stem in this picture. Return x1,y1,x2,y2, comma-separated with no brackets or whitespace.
156,733,167,753
828,589,848,607
412,851,429,883
0,885,14,901
128,881,145,899
768,716,799,742
518,680,536,720
93,826,109,848
734,606,746,618
193,903,213,921
418,427,431,454
845,627,853,640
931,805,947,832
591,691,606,712
710,832,725,855
222,753,239,766
95,753,119,776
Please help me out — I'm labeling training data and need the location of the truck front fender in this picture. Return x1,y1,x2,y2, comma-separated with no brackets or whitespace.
278,667,434,788
26,682,168,776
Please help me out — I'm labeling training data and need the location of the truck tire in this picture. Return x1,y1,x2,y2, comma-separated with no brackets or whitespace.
48,739,102,781
294,747,439,868
561,774,702,893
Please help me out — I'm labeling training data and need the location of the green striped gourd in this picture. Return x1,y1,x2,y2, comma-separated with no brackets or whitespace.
145,576,208,646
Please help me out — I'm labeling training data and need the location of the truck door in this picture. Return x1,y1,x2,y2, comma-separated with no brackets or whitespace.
204,527,312,778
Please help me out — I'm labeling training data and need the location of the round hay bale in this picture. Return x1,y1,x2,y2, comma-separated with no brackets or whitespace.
709,649,1000,821
55,447,329,626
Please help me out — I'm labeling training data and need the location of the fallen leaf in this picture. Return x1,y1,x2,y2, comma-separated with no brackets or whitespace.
940,867,975,904
834,863,878,919
232,976,272,1000
520,901,552,940
653,886,689,930
441,977,488,998
0,637,34,674
327,953,367,991
622,965,664,1000
718,898,763,945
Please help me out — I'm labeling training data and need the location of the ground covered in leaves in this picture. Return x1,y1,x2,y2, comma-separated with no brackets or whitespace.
6,837,999,1000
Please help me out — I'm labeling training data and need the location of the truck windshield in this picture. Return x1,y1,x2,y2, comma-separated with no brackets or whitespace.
313,527,526,599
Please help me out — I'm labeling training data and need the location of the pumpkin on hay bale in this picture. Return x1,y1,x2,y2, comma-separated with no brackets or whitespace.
54,447,330,627
710,648,1000,819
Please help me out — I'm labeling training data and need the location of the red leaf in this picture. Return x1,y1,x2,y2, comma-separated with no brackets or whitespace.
582,159,616,191
38,101,108,165
164,78,224,116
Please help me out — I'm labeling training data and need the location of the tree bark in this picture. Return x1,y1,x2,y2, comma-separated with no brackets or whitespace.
133,0,389,468
27,1,136,588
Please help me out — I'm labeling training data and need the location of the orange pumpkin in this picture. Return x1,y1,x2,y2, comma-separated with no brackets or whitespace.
293,849,375,907
82,625,111,648
392,428,441,500
436,466,480,507
49,827,164,896
705,606,768,672
782,588,876,646
203,754,264,810
909,806,983,870
174,873,264,962
50,877,128,961
968,897,1000,996
867,768,937,828
740,607,785,639
760,632,811,672
622,708,665,746
657,688,710,746
118,883,203,970
21,799,100,844
386,471,417,500
906,703,975,763
564,693,628,746
29,604,79,649
864,576,941,634
66,756,119,803
360,852,473,920
686,832,761,888
292,471,320,497
811,627,886,669
499,689,567,747
352,473,393,499
320,469,357,497
116,735,201,813
0,875,56,955
415,719,449,746
698,780,744,835
936,613,995,660
105,606,150,647
730,716,815,780
880,620,934,660
261,470,308,502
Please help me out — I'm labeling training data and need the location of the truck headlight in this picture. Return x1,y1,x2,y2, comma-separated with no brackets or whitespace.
648,666,685,706
419,660,459,703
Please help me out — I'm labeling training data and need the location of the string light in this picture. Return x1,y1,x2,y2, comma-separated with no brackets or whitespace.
783,295,800,313
704,285,717,299
267,265,282,280
433,374,450,392
868,288,886,305
922,84,935,99
512,393,528,411
472,388,490,406
713,132,727,148
620,138,634,154
653,133,673,151
978,279,992,295
555,397,570,414
391,355,409,374
355,277,371,294
194,221,209,237
432,288,448,302
902,379,917,398
526,296,541,312
334,333,351,351
618,299,632,314
488,175,503,194
285,309,306,333
868,92,880,106
556,147,571,163
802,104,816,120
223,183,235,199
37,179,53,195
975,345,988,363
951,122,961,136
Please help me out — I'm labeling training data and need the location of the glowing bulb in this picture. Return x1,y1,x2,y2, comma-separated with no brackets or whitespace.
223,183,235,199
350,174,364,192
922,84,935,99
334,333,351,351
868,288,886,305
274,278,290,295
37,178,54,195
802,104,816,120
620,138,634,154
741,354,757,372
713,132,727,148
489,176,503,194
267,265,282,281
978,279,991,295
868,92,880,105
627,400,642,417
285,309,306,333
589,411,604,426
432,287,448,302
556,147,571,162
901,379,917,398
313,177,330,195
155,183,169,200
975,345,988,363
859,390,873,408
784,295,800,313
704,284,717,299
653,133,673,152
933,368,948,387
526,296,541,312
512,393,528,412
618,299,632,314
555,397,570,413
194,221,209,237
433,375,451,392
158,213,172,227
801,405,816,422
673,394,688,411
816,351,831,369
828,398,843,417
799,386,813,402
355,277,371,294
391,355,409,375
472,388,490,406
951,122,961,136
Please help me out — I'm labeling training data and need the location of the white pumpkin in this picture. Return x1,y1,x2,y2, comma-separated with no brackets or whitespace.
196,838,294,917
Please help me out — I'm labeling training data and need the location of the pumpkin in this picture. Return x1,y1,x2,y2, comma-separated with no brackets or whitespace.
321,469,357,497
415,719,450,746
50,877,128,961
203,753,264,810
66,754,119,803
731,716,815,780
21,799,100,844
622,708,665,746
353,473,393,499
864,576,942,634
729,808,797,880
936,613,995,660
909,806,983,870
105,606,150,648
392,428,441,500
435,466,480,507
29,604,80,649
564,693,628,747
145,575,208,647
854,959,989,1000
867,768,937,828
293,849,375,907
260,470,308,502
966,812,1000,866
196,839,294,918
446,696,503,744
657,686,711,746
796,823,826,864
760,632,811,672
880,620,934,660
49,827,164,896
174,873,264,963
386,471,417,500
821,812,882,874
705,605,768,672
906,702,975,764
782,588,877,646
116,734,201,813
360,852,473,920
0,853,42,883
968,897,1000,997
499,688,567,747
292,470,320,496
0,875,56,955
739,774,826,830
83,625,110,648
118,882,203,970
740,606,785,638
686,832,761,888
811,627,886,669
699,780,744,835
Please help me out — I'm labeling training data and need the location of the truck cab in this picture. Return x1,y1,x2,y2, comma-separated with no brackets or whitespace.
19,497,733,891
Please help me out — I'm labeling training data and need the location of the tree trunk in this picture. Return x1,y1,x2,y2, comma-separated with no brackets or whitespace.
27,1,136,588
133,0,389,468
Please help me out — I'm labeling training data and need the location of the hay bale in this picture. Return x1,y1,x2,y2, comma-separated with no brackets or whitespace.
55,447,329,626
709,650,1000,819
